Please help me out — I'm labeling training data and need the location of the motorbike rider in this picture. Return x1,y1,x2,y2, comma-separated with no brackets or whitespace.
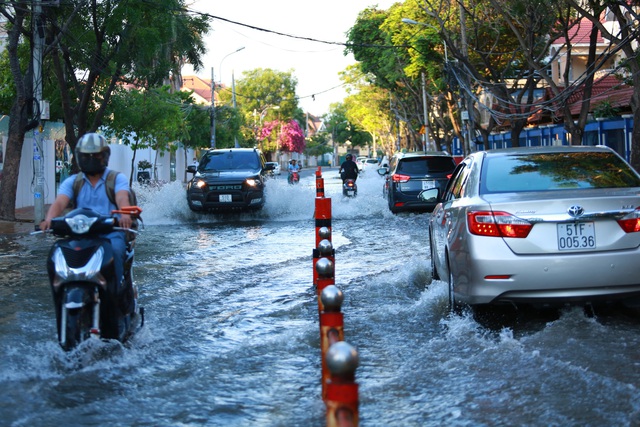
288,159,300,183
288,159,300,174
339,153,359,183
39,133,133,292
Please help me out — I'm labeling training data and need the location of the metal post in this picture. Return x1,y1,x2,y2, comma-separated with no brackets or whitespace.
33,0,45,224
421,72,430,152
459,1,472,156
210,67,216,148
232,71,239,148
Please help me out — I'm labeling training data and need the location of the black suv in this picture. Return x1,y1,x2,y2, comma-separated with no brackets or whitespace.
186,148,274,212
378,151,456,213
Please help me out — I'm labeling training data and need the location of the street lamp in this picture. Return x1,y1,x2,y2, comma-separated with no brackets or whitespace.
211,47,245,148
219,46,245,84
254,105,280,151
401,18,448,61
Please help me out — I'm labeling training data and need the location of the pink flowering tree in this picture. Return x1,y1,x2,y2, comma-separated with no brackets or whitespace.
259,119,306,155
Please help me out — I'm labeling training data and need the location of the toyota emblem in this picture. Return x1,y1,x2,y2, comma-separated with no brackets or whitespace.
567,205,584,218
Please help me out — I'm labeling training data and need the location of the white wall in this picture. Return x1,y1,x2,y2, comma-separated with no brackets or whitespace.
9,137,195,209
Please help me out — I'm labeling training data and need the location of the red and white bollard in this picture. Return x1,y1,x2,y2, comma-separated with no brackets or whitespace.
320,284,344,397
316,166,325,198
325,341,359,427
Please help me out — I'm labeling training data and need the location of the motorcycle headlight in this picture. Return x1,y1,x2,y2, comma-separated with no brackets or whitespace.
65,214,98,234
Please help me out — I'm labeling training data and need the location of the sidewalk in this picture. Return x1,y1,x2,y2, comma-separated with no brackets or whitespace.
0,205,44,235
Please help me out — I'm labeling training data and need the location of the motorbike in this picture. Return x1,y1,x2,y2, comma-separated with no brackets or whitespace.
43,206,144,351
288,171,300,185
343,179,357,197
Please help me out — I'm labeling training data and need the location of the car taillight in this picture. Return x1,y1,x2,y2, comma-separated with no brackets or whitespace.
467,211,533,238
617,208,640,233
392,173,410,183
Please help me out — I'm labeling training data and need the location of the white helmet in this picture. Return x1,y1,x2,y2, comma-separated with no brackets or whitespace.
75,133,110,175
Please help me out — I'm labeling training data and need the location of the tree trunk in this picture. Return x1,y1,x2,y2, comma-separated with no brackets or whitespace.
0,106,29,220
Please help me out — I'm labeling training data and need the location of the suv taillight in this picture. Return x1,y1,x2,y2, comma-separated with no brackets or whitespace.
467,211,533,238
392,173,411,183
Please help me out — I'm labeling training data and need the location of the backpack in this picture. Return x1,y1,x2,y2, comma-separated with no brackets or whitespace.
72,170,138,207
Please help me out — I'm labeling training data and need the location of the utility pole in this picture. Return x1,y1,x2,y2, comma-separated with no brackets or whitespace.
232,71,239,148
33,0,45,225
459,1,472,156
210,67,216,148
421,72,431,151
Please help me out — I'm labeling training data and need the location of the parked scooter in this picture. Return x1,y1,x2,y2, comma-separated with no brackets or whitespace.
42,206,144,351
343,179,357,197
288,171,300,185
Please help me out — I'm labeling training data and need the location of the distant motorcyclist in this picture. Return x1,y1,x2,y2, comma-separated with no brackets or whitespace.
339,154,359,183
288,159,300,174
288,159,301,184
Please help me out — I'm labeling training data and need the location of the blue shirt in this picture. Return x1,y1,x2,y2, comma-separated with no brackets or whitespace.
288,163,300,173
59,168,130,215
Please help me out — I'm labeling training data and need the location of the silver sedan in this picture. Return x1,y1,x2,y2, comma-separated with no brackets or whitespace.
424,145,640,311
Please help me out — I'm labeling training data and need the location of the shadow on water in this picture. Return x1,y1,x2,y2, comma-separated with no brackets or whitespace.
465,302,640,337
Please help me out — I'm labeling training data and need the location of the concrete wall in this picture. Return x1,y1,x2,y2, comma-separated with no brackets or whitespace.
2,132,195,209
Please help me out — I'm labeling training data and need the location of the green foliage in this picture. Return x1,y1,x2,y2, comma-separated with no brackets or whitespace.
138,160,152,171
103,86,186,152
593,100,621,119
41,0,209,146
304,133,333,157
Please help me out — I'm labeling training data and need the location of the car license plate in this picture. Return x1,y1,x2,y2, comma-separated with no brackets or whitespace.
422,180,436,190
219,194,232,202
557,222,596,250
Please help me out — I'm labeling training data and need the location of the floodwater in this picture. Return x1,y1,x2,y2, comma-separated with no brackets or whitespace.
2,170,640,426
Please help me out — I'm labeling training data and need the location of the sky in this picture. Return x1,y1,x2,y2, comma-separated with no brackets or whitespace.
182,0,398,117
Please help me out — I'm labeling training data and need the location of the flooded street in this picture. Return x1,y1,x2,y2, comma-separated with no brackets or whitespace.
2,170,640,426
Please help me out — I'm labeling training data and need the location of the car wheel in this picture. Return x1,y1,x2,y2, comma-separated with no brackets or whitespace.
447,260,463,315
429,231,440,281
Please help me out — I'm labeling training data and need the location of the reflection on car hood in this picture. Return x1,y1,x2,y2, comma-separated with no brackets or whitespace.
197,169,261,180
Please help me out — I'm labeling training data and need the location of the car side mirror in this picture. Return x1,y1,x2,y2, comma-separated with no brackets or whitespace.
264,163,275,171
187,165,197,174
377,167,389,176
418,188,440,203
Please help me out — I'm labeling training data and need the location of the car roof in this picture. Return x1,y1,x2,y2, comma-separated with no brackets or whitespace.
205,148,261,154
481,145,614,157
394,151,453,159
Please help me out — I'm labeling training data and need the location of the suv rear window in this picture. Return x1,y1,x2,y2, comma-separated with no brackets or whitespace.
200,151,260,171
397,157,456,174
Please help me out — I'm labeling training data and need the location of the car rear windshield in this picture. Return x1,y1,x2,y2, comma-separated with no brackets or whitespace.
481,151,640,193
397,157,456,174
200,151,260,171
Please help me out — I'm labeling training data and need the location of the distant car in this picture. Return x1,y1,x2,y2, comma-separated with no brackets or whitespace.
356,156,368,172
186,148,274,212
361,158,380,173
425,145,640,312
378,151,456,213
265,162,281,176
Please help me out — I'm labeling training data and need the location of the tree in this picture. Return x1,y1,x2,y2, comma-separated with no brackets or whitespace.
0,0,209,219
104,86,187,184
230,68,301,157
563,0,640,170
0,1,41,220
